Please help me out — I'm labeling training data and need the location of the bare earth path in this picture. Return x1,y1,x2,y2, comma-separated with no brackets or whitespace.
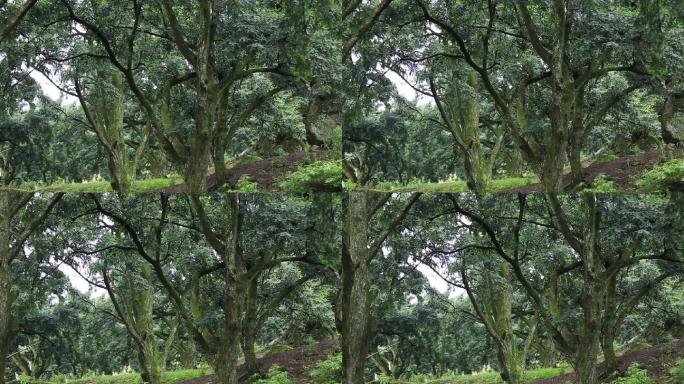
175,340,336,384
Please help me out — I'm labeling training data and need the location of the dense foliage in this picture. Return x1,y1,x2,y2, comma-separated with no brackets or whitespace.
342,0,684,192
1,1,343,193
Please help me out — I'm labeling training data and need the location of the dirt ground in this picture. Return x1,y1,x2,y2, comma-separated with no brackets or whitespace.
158,150,337,193
175,340,337,384
506,148,683,192
531,339,684,384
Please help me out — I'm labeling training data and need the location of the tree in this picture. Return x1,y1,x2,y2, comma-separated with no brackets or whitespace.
0,0,37,44
0,192,62,384
340,191,420,383
342,0,682,192
51,1,337,192
82,193,337,384
441,193,682,383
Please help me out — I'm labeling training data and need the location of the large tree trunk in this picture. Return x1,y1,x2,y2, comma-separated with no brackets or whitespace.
184,147,210,193
212,282,243,384
660,93,683,145
541,128,568,192
600,328,618,376
465,261,523,384
177,337,198,369
574,209,604,384
537,337,557,368
567,140,583,190
341,192,374,384
574,334,601,384
212,194,244,384
460,72,488,194
601,275,619,375
0,259,11,384
241,277,259,376
109,259,163,384
0,195,13,384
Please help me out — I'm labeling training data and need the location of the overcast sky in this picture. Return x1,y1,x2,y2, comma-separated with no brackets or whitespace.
58,262,107,297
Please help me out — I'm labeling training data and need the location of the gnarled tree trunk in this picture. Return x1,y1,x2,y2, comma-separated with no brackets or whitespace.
341,192,374,384
241,277,259,376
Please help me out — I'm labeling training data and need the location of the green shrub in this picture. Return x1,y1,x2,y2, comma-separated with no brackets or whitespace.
609,363,656,384
279,160,342,192
583,174,617,192
343,180,358,191
669,359,684,383
233,175,260,192
635,158,684,192
254,365,293,384
309,353,342,384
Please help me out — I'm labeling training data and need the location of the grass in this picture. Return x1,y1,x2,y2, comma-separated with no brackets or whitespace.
2,177,185,193
43,368,212,384
387,366,571,384
367,176,537,193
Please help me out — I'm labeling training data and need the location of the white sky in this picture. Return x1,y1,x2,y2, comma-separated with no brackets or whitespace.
31,70,78,104
58,262,107,297
417,263,464,297
386,70,431,105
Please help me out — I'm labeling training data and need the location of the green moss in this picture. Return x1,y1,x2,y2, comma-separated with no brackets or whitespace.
635,158,684,192
254,365,293,384
233,175,260,192
608,363,656,384
2,177,184,193
383,366,571,383
669,359,684,383
279,160,342,192
368,177,536,193
309,353,342,384
47,368,211,384
581,174,618,192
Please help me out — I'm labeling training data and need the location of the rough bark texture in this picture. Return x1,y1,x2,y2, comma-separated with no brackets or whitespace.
0,193,11,384
213,194,244,384
341,192,373,384
129,263,162,384
241,277,259,375
660,93,684,145
0,256,11,384
76,70,142,194
464,261,523,384
432,71,502,193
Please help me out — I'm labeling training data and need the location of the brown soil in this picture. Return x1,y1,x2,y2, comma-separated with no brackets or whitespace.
531,339,684,384
157,150,338,193
174,340,337,384
506,148,683,192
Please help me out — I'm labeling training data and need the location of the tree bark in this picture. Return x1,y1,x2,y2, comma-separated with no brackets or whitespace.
0,257,11,384
463,261,523,384
213,193,244,384
341,192,374,384
241,276,259,376
660,93,683,145
0,192,62,384
0,192,10,384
